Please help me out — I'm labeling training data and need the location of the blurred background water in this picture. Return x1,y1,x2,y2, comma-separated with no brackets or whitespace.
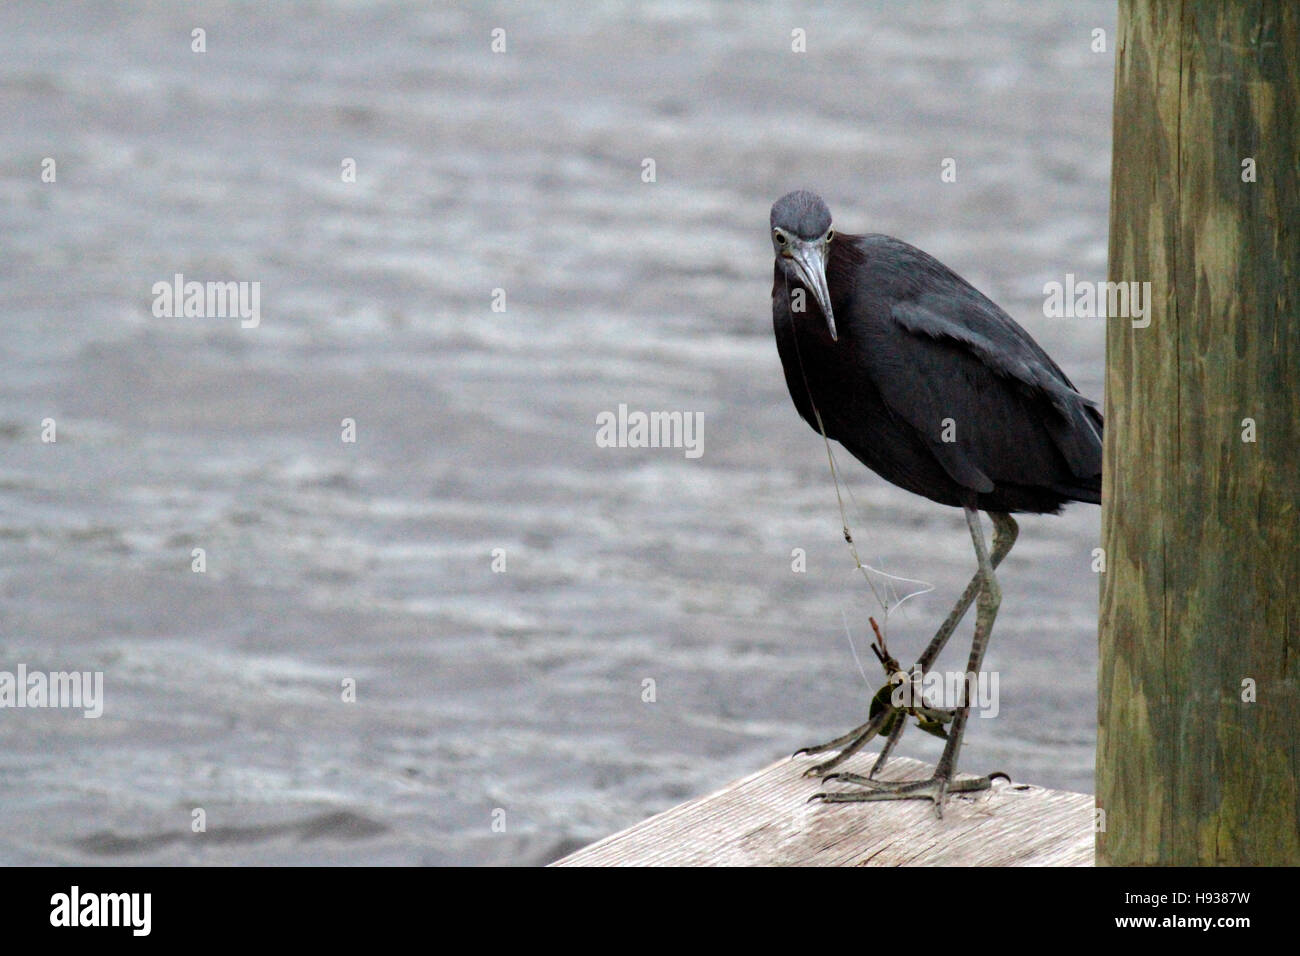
0,0,1113,864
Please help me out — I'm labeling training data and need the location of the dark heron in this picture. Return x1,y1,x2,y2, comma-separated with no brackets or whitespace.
770,190,1102,815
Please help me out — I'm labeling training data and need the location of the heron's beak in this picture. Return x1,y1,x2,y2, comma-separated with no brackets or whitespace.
789,242,836,341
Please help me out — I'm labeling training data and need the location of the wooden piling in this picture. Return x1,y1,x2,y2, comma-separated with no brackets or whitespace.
1099,0,1300,864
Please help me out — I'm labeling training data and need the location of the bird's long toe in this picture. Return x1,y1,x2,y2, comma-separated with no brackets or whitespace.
814,775,953,816
822,771,886,788
813,771,1009,817
793,731,859,759
795,710,895,774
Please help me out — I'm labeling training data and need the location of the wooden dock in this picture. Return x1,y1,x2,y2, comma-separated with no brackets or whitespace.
554,753,1094,866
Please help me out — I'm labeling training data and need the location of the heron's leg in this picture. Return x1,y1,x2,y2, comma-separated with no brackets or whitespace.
865,512,1016,779
915,512,1017,673
813,507,1008,816
869,711,907,775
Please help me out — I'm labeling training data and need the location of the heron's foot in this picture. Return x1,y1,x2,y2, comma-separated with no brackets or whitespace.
793,705,897,776
811,771,1010,818
796,704,954,778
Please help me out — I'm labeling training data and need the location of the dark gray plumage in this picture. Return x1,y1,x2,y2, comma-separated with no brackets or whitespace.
770,189,1101,813
771,190,1102,514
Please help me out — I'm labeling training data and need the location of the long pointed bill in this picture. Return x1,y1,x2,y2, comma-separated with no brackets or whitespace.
789,242,836,341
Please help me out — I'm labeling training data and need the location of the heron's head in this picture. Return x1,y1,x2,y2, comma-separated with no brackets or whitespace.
770,190,836,341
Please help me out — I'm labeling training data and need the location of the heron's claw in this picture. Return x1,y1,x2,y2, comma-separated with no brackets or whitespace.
793,743,834,759
804,757,847,778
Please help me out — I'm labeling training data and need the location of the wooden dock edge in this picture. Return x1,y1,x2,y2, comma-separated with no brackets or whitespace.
553,753,1095,866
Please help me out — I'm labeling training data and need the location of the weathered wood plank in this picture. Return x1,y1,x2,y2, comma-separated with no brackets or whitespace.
554,754,1094,867
1100,0,1300,865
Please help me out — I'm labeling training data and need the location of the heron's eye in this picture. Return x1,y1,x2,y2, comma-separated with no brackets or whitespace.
774,231,786,245
826,229,834,243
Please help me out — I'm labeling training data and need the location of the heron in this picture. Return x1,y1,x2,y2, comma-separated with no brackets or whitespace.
769,190,1102,815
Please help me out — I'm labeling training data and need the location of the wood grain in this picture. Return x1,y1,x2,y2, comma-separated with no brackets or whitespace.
554,754,1093,867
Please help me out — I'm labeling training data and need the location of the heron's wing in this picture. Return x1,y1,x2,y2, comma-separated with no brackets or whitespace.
855,289,1102,495
892,292,1079,402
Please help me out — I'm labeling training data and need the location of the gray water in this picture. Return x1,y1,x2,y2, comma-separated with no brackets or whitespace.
0,0,1113,865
